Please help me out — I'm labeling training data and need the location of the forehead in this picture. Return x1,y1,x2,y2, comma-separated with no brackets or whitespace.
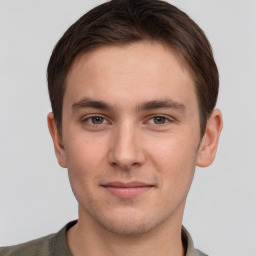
64,41,197,110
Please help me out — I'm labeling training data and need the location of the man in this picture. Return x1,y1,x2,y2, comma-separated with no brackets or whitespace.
0,0,222,255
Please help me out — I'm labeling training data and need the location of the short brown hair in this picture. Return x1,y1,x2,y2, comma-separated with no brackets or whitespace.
47,0,219,136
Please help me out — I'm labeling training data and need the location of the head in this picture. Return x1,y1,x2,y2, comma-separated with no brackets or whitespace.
47,0,219,137
47,0,222,237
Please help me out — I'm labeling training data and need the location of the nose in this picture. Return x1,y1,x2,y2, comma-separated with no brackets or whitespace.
108,123,146,170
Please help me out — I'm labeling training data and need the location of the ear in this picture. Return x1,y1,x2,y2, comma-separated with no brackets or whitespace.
47,112,67,168
196,109,223,167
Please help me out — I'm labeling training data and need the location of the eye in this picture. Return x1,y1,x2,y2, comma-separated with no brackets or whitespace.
90,116,105,124
153,116,168,124
82,115,109,125
148,116,169,125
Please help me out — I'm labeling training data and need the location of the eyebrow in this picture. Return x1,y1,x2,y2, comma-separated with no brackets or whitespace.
72,98,113,111
136,99,185,112
72,97,185,113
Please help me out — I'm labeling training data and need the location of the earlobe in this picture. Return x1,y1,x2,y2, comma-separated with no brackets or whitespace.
47,113,67,168
196,109,223,167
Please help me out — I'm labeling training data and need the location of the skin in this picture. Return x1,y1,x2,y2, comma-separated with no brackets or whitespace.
48,41,222,256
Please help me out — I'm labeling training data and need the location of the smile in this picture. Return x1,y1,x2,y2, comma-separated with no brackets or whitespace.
102,181,154,198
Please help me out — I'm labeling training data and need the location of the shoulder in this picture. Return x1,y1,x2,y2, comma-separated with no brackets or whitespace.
195,249,208,256
0,221,76,256
0,233,55,256
182,226,208,256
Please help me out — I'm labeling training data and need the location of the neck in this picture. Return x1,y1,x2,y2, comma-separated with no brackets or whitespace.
67,210,185,256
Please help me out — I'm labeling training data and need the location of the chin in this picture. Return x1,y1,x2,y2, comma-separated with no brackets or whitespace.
90,209,170,236
99,221,155,236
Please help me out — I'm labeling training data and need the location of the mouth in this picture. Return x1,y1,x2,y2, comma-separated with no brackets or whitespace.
101,181,154,198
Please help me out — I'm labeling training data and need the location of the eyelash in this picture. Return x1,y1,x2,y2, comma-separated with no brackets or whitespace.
82,115,110,125
146,116,171,125
81,115,173,127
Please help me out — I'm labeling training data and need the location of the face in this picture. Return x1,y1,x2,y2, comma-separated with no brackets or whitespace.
48,41,221,235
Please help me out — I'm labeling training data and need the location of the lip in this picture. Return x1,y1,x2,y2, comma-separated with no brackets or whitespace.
102,181,154,198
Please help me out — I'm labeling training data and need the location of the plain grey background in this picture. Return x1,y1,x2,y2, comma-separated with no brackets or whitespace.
0,1,255,255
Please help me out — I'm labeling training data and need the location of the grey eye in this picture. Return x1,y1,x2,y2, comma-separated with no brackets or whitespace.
153,116,167,124
91,116,104,124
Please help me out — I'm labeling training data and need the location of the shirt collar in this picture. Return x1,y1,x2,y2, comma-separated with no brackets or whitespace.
53,221,206,256
182,226,207,256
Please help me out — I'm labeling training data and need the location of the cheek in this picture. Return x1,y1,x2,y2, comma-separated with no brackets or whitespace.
149,133,198,165
148,135,198,188
64,135,107,182
65,139,105,205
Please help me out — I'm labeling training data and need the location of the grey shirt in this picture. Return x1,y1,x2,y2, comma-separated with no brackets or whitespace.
0,221,207,256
